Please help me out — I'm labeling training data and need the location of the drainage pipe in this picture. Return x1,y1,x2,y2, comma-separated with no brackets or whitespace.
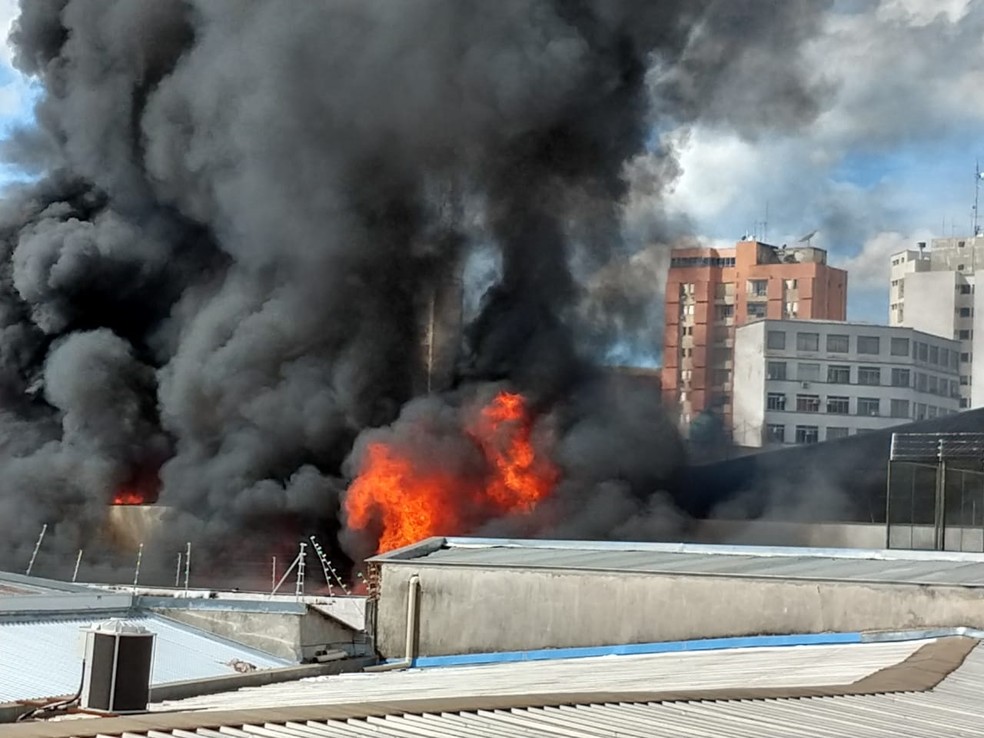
364,574,420,672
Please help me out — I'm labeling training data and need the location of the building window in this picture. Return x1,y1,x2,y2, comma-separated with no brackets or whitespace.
857,335,880,354
959,307,973,317
941,348,950,367
858,397,881,416
891,368,911,387
795,425,819,444
712,369,731,386
826,396,850,414
747,302,767,319
916,342,928,361
890,399,910,419
890,337,910,357
767,392,786,411
960,284,973,294
961,352,971,362
959,330,973,340
784,302,798,318
960,375,970,386
796,394,820,413
929,345,939,365
952,352,960,370
784,279,798,290
928,375,939,395
748,279,768,297
916,403,927,420
765,424,785,443
826,427,849,440
797,363,820,382
961,398,970,409
916,372,927,391
858,366,881,386
826,334,849,353
767,361,787,380
766,331,786,350
715,304,734,320
796,332,819,352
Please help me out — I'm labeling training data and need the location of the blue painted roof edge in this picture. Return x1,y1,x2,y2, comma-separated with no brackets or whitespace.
388,632,862,668
385,627,984,669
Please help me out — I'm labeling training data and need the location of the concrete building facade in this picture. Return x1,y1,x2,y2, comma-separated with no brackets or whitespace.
732,319,960,448
890,236,984,408
664,240,847,432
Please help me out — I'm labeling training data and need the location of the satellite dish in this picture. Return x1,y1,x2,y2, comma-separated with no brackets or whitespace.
797,230,818,244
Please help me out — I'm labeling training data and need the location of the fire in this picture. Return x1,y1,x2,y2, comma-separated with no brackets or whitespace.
345,391,557,553
112,488,149,505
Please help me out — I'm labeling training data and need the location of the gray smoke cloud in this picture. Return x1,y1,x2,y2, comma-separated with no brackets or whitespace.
0,0,832,579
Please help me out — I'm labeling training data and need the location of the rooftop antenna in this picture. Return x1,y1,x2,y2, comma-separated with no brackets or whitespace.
132,542,144,593
295,541,307,600
974,160,983,237
25,524,47,577
183,542,191,595
72,549,83,583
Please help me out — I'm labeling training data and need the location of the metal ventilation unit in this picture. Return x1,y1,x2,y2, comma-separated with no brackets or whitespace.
80,619,156,713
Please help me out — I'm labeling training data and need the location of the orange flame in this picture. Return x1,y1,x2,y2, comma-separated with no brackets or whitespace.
344,391,557,553
112,488,148,505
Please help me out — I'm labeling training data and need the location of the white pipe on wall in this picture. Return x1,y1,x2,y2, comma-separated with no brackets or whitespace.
364,574,420,672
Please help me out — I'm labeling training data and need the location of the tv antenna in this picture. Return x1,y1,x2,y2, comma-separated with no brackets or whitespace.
974,160,983,237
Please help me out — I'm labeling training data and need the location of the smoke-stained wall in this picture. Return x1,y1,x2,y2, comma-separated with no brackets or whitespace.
0,0,832,575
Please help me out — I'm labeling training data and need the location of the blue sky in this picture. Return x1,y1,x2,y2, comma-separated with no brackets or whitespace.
0,0,981,335
653,0,984,326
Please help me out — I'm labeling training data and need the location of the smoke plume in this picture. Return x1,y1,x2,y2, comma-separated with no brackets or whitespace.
0,0,830,578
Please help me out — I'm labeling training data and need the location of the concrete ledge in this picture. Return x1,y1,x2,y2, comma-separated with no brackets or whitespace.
150,656,375,702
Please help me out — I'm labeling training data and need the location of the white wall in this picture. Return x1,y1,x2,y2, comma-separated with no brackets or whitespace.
903,271,957,340
733,321,765,447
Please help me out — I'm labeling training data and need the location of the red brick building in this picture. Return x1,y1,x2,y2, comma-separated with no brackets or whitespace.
663,240,847,432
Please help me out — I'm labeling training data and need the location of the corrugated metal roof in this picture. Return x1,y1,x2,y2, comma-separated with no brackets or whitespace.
37,638,984,738
0,613,292,702
372,537,984,587
153,638,927,712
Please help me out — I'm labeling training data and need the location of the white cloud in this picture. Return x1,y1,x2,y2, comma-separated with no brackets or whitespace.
647,0,984,322
834,228,934,291
0,0,16,69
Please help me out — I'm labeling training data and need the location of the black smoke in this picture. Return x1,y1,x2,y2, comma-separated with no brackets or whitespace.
0,0,830,580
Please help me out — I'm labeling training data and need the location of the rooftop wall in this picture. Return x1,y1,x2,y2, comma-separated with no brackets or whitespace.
373,559,984,660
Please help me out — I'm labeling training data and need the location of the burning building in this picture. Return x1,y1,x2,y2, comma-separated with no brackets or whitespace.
0,1,834,577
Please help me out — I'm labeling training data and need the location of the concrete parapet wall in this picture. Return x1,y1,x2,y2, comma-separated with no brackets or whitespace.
149,602,365,662
375,565,984,659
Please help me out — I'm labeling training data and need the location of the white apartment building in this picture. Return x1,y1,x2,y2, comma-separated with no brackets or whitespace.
733,320,961,448
890,236,984,408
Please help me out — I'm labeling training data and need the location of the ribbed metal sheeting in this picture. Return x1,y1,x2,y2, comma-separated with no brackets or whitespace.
0,614,291,702
109,642,984,738
405,543,984,587
154,639,927,712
